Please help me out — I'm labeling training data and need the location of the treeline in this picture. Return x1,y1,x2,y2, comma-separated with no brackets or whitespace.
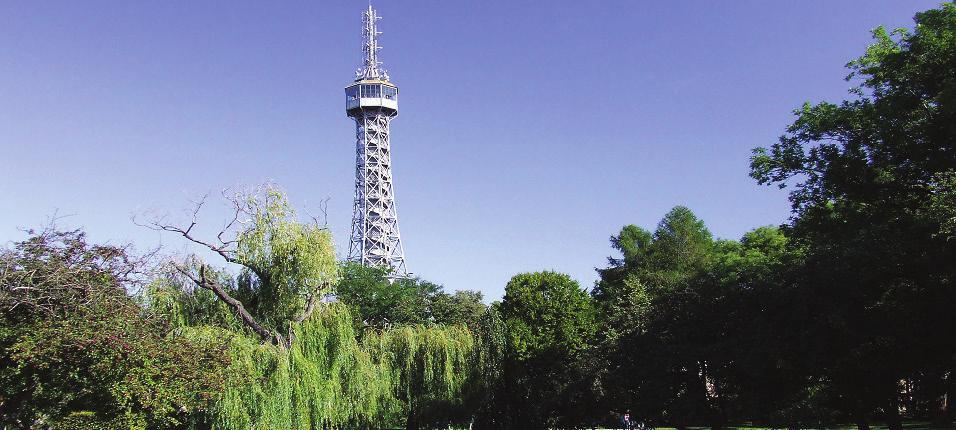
2,3,955,430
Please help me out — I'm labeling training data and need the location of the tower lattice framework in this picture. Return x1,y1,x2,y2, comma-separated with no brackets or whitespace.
345,5,407,277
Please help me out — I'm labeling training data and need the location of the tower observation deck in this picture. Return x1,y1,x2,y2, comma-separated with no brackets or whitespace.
345,5,407,277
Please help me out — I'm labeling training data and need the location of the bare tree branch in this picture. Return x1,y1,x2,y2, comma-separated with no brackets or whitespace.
217,189,242,247
304,197,331,228
136,196,239,265
134,195,262,283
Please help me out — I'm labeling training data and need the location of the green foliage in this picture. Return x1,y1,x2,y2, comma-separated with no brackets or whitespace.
205,303,397,430
146,269,245,333
366,324,476,429
169,302,478,430
146,188,485,430
612,224,653,265
750,3,956,212
711,226,791,282
593,206,714,345
593,207,721,427
233,187,340,332
0,229,228,429
747,4,956,427
929,170,956,240
336,262,486,330
501,272,596,362
466,306,508,429
335,263,435,328
429,290,486,330
492,271,597,429
592,206,812,429
647,206,715,279
47,410,153,430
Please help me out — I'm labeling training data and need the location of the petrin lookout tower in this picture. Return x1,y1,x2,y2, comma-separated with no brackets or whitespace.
345,5,408,277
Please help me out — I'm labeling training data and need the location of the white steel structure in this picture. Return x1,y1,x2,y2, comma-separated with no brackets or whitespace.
345,5,408,277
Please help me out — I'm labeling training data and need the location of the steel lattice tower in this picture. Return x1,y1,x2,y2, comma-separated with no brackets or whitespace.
345,5,407,277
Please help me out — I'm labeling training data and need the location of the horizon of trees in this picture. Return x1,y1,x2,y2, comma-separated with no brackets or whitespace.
1,3,955,430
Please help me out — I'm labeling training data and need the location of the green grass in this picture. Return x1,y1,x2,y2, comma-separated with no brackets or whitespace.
648,423,953,430
621,423,954,430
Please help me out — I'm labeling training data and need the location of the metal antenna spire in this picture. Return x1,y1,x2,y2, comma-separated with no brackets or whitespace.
357,4,388,81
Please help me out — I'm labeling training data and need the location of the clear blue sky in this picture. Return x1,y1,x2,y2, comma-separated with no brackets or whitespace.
0,1,941,300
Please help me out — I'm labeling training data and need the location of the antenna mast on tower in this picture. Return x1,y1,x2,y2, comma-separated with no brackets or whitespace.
357,5,388,81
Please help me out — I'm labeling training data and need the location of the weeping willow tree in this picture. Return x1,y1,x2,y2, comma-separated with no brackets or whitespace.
143,186,338,345
365,324,476,429
144,185,480,429
208,304,399,429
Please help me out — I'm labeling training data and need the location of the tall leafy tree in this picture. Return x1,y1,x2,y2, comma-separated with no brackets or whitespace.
750,4,956,428
594,206,719,428
699,227,818,427
495,272,597,429
469,305,508,430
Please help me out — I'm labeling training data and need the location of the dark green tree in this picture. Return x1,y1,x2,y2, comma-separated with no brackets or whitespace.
430,289,487,329
594,206,720,429
335,262,486,330
495,271,597,429
469,305,508,429
700,227,823,427
334,262,434,328
750,4,956,428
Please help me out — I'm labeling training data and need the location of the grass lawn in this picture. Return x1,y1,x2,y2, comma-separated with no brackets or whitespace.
642,423,954,430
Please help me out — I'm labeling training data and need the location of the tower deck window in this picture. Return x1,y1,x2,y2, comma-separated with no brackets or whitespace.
383,86,398,100
361,84,381,98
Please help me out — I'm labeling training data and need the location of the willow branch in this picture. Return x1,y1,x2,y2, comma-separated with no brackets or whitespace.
296,289,321,324
136,199,274,288
175,263,277,344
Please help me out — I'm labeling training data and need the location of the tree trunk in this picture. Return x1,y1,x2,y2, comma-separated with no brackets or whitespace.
709,398,726,430
947,373,956,424
885,402,903,430
405,412,418,430
881,378,903,430
695,361,724,430
935,371,955,427
710,411,725,430
849,397,872,430
709,392,726,430
855,409,871,430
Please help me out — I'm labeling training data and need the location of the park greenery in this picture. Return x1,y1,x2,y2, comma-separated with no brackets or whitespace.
1,3,955,429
